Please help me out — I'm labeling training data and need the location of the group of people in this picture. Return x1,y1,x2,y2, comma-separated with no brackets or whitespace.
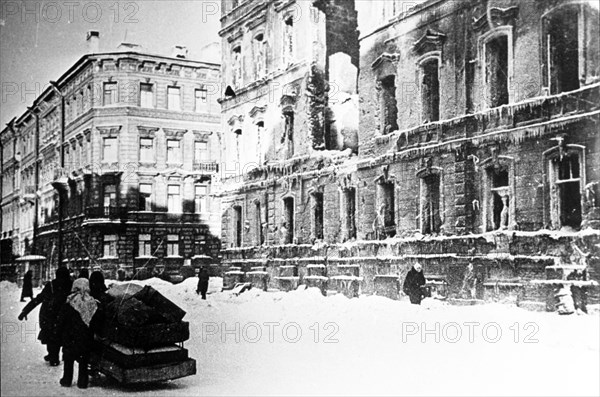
17,268,108,389
17,265,211,389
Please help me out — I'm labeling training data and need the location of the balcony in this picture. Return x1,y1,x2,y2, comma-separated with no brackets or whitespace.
193,161,219,173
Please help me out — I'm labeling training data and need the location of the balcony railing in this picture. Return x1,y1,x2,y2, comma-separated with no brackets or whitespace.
193,162,219,173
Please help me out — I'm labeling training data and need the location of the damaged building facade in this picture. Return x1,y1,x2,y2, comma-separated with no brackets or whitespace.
1,38,222,282
219,0,600,308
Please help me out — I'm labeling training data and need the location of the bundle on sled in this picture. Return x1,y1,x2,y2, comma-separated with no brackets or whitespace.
90,283,196,384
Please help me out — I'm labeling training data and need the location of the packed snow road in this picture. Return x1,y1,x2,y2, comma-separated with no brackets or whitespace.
1,278,599,396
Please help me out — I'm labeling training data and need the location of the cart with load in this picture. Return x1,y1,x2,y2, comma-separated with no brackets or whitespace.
90,283,196,384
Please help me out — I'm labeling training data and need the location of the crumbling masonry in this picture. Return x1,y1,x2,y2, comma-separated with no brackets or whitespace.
219,0,600,310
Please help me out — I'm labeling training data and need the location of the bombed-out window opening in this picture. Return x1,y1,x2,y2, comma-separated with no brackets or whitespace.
420,174,441,234
255,201,264,245
343,188,357,241
484,33,509,108
376,182,396,238
233,205,243,248
312,192,324,241
254,33,267,79
421,58,440,123
545,7,580,94
232,46,242,87
552,153,583,230
283,197,294,244
283,16,295,66
283,110,294,158
380,75,398,134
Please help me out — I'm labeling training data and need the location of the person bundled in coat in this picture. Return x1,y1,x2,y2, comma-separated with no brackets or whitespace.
20,270,33,302
56,278,104,389
403,263,427,305
18,266,73,366
196,267,210,300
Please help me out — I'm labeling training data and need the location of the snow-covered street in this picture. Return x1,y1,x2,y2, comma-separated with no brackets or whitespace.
2,278,599,396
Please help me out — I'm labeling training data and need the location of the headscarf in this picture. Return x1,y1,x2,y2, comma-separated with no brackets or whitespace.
89,271,107,299
67,278,98,327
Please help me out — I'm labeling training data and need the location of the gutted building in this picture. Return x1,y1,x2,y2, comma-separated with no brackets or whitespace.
219,0,600,308
1,35,222,282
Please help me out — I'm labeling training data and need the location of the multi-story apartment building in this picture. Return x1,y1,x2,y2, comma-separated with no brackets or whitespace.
220,0,600,308
1,34,222,282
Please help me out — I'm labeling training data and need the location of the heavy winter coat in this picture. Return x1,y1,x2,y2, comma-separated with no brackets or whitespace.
403,268,426,300
21,271,33,299
56,280,104,358
20,268,72,345
197,269,210,294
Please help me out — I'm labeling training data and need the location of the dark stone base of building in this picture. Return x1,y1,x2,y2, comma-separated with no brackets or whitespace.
222,231,600,311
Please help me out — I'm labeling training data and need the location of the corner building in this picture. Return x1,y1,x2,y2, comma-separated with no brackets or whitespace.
1,47,222,282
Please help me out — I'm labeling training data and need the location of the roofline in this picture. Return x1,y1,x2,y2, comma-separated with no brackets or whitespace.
7,51,221,130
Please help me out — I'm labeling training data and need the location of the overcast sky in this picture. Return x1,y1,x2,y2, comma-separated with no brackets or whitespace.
0,0,221,127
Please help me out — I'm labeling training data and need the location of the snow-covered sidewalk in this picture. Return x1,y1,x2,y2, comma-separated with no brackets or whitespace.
2,278,599,396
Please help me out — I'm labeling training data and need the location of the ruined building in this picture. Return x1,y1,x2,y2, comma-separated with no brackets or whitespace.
1,33,222,283
219,0,600,308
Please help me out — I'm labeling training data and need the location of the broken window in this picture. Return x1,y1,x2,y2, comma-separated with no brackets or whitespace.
233,205,243,248
283,197,294,244
489,168,509,231
232,46,242,87
283,16,295,65
377,182,396,238
421,174,441,234
380,75,398,134
421,58,440,123
343,188,357,241
283,111,294,158
256,121,265,164
546,8,580,94
552,153,582,229
485,35,509,107
255,201,264,245
312,192,324,241
254,33,267,79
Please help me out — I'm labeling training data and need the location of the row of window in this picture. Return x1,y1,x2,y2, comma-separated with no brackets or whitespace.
103,183,209,214
378,4,596,134
102,233,208,258
103,82,209,112
102,137,209,164
230,15,295,87
230,150,586,246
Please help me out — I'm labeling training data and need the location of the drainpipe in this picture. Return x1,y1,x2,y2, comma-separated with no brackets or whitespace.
49,82,65,268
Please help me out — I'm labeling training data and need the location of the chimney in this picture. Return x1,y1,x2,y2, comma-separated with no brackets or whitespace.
86,31,100,54
172,45,188,59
